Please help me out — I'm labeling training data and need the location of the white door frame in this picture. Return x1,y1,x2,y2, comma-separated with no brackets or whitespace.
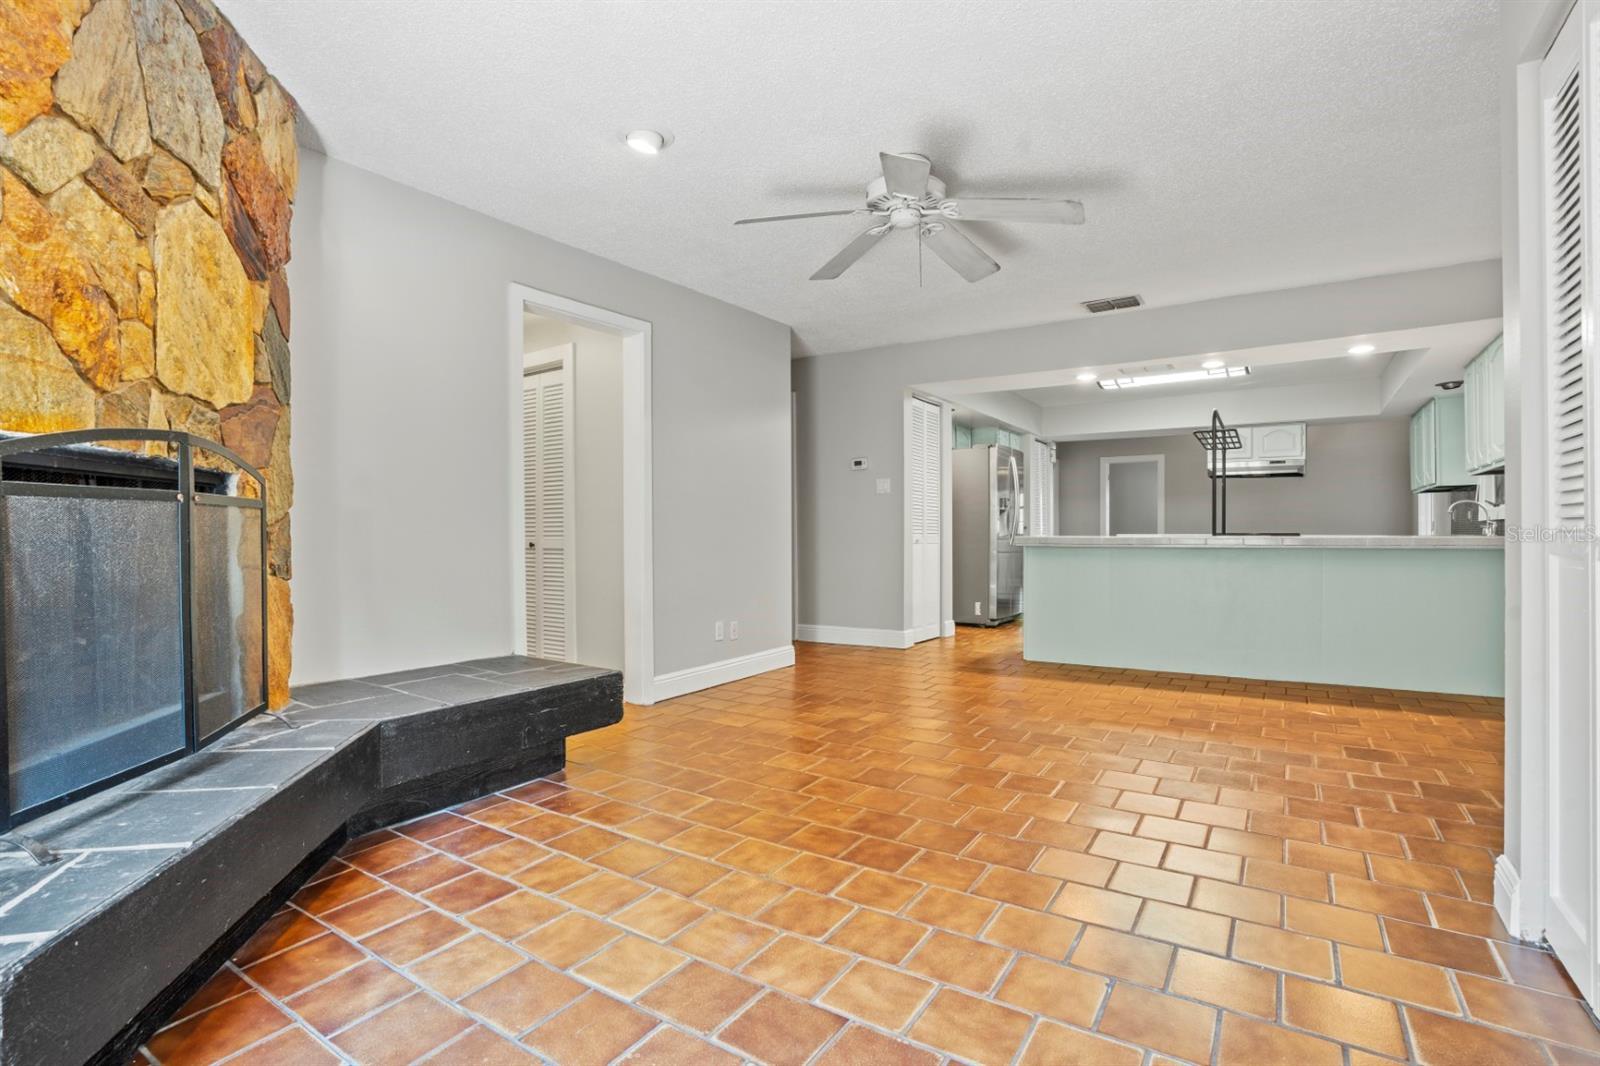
521,345,578,660
1100,454,1166,535
507,284,654,704
1502,0,1600,1006
901,392,952,643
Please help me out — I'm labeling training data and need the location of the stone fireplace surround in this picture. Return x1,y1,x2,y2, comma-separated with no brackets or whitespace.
1,0,299,707
0,657,621,1066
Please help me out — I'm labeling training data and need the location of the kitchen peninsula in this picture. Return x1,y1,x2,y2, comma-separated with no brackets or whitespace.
1015,535,1505,697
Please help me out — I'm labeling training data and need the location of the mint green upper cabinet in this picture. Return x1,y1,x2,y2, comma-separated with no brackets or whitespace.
1411,393,1474,492
969,427,1024,450
1410,403,1433,491
1464,335,1505,474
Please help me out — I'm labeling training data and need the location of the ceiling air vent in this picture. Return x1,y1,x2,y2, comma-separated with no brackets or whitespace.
1082,294,1143,314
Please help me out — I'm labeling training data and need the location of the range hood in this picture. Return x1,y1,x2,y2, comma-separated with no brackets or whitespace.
1209,456,1305,478
1203,422,1307,478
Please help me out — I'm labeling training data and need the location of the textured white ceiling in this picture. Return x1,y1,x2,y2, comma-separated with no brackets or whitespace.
218,0,1500,355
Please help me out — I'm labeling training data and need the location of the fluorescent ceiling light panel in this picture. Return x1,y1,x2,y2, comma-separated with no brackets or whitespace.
1098,366,1250,390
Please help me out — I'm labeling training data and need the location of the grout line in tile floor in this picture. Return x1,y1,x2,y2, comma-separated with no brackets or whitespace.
142,629,1586,1065
206,826,958,1064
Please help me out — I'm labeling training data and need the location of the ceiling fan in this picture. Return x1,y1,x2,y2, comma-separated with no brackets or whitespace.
735,151,1085,283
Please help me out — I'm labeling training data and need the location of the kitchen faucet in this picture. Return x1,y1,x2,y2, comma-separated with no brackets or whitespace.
1448,498,1498,536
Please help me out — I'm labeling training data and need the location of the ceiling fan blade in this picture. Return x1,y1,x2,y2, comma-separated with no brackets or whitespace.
879,152,931,199
810,226,889,280
921,223,1000,283
945,198,1085,224
734,210,861,226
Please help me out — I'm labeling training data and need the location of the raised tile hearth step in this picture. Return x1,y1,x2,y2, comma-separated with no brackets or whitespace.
0,656,621,1066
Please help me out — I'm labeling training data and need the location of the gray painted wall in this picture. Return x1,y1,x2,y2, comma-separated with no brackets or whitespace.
523,315,625,671
289,151,792,684
793,260,1501,634
1055,420,1414,536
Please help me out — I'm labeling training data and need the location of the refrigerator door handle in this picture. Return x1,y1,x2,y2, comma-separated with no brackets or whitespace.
1006,453,1021,544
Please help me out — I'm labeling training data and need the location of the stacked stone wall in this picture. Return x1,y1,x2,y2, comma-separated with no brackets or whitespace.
0,0,297,704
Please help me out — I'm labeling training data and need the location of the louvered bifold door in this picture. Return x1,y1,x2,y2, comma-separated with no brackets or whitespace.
1549,30,1590,527
537,372,569,660
1030,439,1055,536
522,374,541,657
1539,4,1599,1006
523,369,571,661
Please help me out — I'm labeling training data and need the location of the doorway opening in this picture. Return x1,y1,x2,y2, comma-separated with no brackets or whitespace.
1100,454,1165,535
508,285,654,703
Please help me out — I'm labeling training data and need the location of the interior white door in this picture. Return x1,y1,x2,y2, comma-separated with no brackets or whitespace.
1539,5,1598,1002
523,366,573,660
910,398,942,641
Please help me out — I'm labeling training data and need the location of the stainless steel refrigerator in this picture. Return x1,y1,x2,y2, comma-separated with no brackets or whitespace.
953,443,1023,626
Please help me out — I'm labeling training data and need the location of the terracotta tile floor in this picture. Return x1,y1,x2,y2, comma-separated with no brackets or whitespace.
141,626,1591,1065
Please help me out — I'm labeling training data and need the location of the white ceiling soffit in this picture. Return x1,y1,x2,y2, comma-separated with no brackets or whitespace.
217,0,1499,356
932,318,1501,440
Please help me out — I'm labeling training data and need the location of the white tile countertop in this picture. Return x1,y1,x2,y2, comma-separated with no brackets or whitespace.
1015,534,1505,549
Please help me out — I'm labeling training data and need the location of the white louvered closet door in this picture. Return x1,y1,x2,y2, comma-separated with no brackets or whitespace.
1029,439,1056,536
1539,4,1598,1004
909,398,941,640
523,367,572,661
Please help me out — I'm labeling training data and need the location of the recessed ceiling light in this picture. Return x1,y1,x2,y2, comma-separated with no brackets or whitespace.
1201,358,1225,370
1348,343,1376,356
624,130,666,155
1076,371,1098,382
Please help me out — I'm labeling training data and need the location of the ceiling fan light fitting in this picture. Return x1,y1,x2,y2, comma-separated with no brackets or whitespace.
736,150,1080,284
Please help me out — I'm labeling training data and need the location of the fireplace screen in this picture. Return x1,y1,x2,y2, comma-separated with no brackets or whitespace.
0,431,269,830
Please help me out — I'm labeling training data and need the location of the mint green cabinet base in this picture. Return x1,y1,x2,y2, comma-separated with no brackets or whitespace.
1022,546,1504,697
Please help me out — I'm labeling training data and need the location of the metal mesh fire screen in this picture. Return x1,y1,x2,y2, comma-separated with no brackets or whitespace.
0,431,269,830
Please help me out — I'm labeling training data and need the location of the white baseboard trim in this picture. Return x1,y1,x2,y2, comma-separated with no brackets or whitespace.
795,624,913,649
1494,854,1524,938
941,619,956,637
650,645,796,702
909,622,942,643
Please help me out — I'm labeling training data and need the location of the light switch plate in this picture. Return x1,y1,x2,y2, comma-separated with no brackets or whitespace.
875,478,891,495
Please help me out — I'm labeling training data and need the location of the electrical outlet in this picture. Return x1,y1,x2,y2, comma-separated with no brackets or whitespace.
876,477,891,495
714,621,724,641
729,620,739,640
974,601,982,615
